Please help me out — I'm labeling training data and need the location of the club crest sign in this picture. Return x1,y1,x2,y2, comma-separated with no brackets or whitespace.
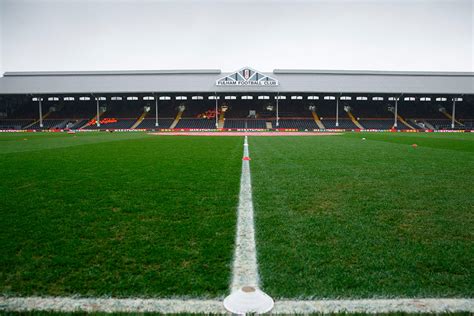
216,67,279,86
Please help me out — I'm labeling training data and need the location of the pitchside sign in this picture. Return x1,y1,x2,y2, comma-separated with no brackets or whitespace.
216,67,279,86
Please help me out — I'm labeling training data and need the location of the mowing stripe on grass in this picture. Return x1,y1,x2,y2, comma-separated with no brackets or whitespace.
273,298,474,314
230,136,259,292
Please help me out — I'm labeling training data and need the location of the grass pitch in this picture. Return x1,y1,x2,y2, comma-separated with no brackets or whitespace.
251,133,474,298
0,132,242,297
1,131,473,301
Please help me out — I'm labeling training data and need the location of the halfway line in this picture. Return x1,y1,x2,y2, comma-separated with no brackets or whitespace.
230,135,259,292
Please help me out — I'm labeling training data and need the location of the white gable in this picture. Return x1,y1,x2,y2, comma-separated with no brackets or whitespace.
216,67,279,86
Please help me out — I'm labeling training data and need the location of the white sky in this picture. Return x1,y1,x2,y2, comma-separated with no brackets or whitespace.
0,0,473,73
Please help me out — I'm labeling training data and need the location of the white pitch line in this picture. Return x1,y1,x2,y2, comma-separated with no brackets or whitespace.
2,297,473,314
230,135,260,292
0,297,226,314
273,298,474,314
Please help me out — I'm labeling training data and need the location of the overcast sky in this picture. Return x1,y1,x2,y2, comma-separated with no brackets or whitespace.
0,0,472,74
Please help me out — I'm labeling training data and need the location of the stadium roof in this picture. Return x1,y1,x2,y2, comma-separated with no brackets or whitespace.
0,69,473,95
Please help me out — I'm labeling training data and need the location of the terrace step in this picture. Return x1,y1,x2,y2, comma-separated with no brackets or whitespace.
346,111,365,129
69,119,88,129
24,111,52,129
441,111,464,126
409,119,426,130
131,110,148,129
52,119,69,129
311,111,326,129
170,110,184,129
423,120,435,130
81,110,107,129
218,111,225,129
397,114,415,129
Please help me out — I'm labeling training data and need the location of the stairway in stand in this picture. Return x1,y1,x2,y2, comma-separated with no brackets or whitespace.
169,109,185,129
346,110,365,129
311,110,326,129
131,110,148,129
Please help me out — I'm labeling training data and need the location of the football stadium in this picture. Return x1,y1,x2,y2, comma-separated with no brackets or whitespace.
0,0,473,315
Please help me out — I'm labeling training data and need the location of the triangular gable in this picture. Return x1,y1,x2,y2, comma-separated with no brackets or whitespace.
216,67,279,86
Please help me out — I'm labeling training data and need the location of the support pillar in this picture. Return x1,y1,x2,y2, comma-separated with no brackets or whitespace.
451,98,456,129
215,94,218,129
38,98,43,128
155,97,159,127
394,97,398,128
276,94,279,127
96,97,100,127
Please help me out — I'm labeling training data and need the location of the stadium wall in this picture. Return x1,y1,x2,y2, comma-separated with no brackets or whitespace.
0,70,473,95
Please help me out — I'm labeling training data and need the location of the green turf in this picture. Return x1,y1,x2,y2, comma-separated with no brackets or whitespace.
251,133,474,298
1,131,473,301
0,132,243,297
